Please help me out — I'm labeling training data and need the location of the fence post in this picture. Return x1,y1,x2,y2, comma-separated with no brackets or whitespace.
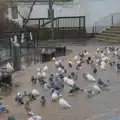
38,20,40,29
111,15,113,26
79,17,81,37
95,26,96,34
9,38,12,56
92,26,94,35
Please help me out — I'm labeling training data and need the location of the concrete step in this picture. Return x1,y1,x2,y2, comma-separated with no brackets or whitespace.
94,38,120,43
100,32,120,37
95,35,120,41
106,27,120,31
111,25,120,28
105,29,120,34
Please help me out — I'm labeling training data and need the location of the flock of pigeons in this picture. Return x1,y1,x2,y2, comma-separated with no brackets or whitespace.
4,46,120,120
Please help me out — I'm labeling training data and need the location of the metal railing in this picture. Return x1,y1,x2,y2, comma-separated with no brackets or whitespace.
93,13,120,34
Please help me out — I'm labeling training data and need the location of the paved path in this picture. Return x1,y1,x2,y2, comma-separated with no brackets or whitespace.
1,45,120,120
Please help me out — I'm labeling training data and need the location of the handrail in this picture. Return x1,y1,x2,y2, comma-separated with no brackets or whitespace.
93,13,113,26
26,16,84,28
93,13,120,34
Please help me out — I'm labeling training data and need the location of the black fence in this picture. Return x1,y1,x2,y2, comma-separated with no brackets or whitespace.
0,28,36,64
0,16,86,65
25,16,86,41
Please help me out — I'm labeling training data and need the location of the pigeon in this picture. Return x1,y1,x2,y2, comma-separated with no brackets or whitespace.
93,85,101,93
59,98,71,108
74,55,78,60
6,63,14,72
63,77,75,86
68,60,73,68
52,92,59,101
43,65,48,72
32,89,39,97
52,57,56,61
40,96,46,107
37,68,41,72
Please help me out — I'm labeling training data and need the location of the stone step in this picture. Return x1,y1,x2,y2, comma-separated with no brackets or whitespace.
100,32,120,37
111,25,120,28
105,29,120,34
95,34,120,41
94,38,120,43
106,27,120,31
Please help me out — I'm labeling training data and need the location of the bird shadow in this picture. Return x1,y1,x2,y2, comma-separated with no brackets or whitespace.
101,87,110,91
84,92,101,100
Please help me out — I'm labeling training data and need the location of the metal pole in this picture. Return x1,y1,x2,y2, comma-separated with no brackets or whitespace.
111,15,113,26
49,0,55,40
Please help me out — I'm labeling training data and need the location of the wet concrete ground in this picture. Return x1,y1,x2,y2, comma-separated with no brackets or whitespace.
1,44,120,120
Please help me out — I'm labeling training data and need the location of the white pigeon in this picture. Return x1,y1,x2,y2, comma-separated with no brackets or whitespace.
55,61,59,67
62,69,65,74
58,60,62,63
102,56,108,62
37,72,41,78
63,77,74,86
41,72,47,78
52,92,58,101
68,60,73,65
17,92,22,97
57,67,62,73
77,60,81,64
97,48,100,52
43,65,48,72
6,63,14,72
27,109,35,116
74,55,78,60
37,68,40,72
101,61,106,66
93,85,101,92
52,57,56,61
100,64,106,70
114,51,118,55
59,98,71,108
86,74,96,82
96,59,100,63
33,116,42,120
32,89,39,96
84,52,89,56
28,117,34,120
107,48,111,53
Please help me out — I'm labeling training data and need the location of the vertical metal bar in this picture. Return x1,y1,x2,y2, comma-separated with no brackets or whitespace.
84,16,86,29
58,18,59,29
38,19,40,47
27,35,29,52
9,38,12,56
95,26,96,34
37,31,39,47
79,17,81,37
92,26,94,35
39,19,40,29
111,14,113,26
43,19,45,28
19,38,21,53
33,32,35,49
